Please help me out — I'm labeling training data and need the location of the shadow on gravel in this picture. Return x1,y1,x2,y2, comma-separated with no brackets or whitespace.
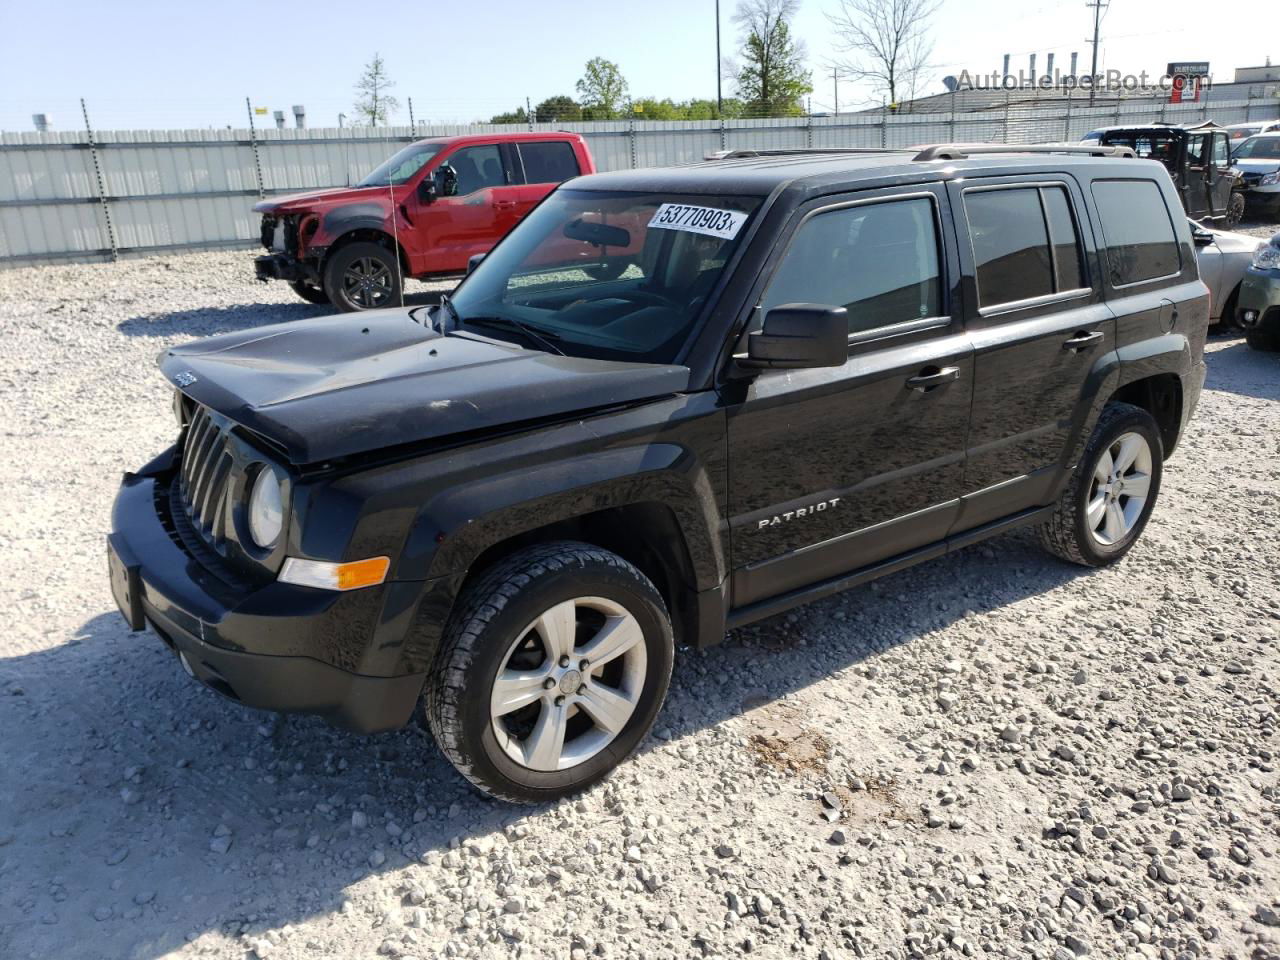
118,291,447,339
1205,339,1280,402
0,530,1089,959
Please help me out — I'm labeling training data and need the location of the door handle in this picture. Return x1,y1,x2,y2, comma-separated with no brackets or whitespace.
905,366,960,392
494,200,518,210
1062,330,1104,352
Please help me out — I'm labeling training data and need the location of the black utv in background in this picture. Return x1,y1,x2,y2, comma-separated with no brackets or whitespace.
110,143,1208,803
1082,121,1245,226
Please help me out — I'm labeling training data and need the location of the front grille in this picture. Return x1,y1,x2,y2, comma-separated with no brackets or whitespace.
179,405,235,546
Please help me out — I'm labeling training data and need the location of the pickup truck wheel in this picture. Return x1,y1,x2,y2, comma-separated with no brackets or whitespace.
322,242,402,312
1038,402,1164,567
287,279,329,305
427,541,674,804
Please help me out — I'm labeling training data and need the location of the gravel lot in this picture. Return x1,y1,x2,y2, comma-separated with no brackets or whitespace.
1,244,1278,960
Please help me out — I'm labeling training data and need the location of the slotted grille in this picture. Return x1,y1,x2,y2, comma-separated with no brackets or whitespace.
179,405,234,544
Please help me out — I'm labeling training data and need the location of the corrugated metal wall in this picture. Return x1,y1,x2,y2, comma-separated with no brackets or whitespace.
3,96,1277,267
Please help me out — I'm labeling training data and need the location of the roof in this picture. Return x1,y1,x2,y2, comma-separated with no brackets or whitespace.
566,148,1153,198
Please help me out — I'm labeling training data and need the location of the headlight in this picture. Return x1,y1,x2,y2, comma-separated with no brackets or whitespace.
1252,242,1280,271
247,468,284,549
1261,171,1280,186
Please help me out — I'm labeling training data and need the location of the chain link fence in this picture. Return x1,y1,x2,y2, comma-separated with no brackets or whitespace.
3,94,1277,267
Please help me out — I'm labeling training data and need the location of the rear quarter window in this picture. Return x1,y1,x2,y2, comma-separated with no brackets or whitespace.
1091,179,1181,286
519,142,581,185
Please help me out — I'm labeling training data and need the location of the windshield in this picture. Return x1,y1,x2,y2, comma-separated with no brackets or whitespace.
357,142,442,187
448,189,761,364
1232,137,1280,160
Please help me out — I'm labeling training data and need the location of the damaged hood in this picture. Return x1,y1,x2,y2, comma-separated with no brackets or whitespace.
159,310,691,464
252,186,394,214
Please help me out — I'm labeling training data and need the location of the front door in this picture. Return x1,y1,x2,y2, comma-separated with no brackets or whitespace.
1182,133,1210,219
946,177,1114,529
1206,132,1233,218
415,143,523,274
725,187,974,608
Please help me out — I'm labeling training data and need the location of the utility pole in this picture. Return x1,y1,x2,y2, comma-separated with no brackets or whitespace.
715,0,723,116
832,68,841,116
1086,0,1108,105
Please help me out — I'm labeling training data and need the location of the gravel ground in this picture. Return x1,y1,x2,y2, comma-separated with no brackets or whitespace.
0,247,1278,960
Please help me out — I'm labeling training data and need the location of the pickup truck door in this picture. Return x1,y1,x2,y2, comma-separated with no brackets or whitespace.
944,176,1115,530
415,143,523,274
510,140,584,219
724,185,974,609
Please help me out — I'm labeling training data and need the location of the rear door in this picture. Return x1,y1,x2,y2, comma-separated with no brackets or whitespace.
512,140,584,217
417,142,523,274
725,185,974,607
946,176,1115,530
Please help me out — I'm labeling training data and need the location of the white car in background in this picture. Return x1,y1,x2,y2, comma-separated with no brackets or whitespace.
1228,133,1280,211
1190,218,1266,331
1225,120,1280,144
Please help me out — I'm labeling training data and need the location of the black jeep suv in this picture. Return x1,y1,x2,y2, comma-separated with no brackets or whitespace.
109,144,1208,802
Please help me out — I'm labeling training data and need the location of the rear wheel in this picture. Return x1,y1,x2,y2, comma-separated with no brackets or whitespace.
1038,403,1164,567
288,279,329,305
323,241,403,312
427,542,674,804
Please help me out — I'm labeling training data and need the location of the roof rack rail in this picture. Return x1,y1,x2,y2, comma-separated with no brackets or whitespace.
704,147,910,161
911,143,1136,161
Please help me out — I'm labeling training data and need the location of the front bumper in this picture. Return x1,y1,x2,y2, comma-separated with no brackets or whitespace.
1237,267,1280,329
254,252,320,284
108,465,426,733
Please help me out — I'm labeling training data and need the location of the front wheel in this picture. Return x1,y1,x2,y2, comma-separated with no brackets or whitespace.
322,241,403,312
1038,402,1164,567
1224,191,1246,229
427,542,674,804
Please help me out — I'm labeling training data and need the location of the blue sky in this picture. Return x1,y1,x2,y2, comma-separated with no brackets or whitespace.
0,0,1272,131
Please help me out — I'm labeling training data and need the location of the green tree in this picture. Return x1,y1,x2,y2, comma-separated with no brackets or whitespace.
629,98,682,120
489,106,529,124
353,53,400,126
733,0,812,117
534,95,582,122
575,57,630,119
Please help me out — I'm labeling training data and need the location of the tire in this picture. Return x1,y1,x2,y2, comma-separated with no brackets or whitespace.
1246,319,1280,352
426,541,674,804
1209,286,1240,336
1224,191,1246,229
1038,402,1164,568
322,241,403,312
288,279,329,305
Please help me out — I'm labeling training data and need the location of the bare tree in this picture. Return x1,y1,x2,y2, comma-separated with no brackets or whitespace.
732,0,812,117
827,0,940,108
353,53,400,127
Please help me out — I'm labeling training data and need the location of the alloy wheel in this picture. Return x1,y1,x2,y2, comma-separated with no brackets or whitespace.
342,256,393,308
489,596,647,772
1087,431,1153,546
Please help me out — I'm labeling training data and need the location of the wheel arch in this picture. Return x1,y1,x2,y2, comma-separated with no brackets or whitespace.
323,227,411,278
1109,372,1184,458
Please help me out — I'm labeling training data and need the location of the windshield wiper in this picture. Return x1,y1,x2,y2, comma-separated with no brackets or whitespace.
463,315,565,356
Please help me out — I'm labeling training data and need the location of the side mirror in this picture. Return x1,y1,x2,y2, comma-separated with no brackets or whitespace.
436,164,458,197
467,253,486,275
417,179,437,204
1191,228,1214,247
741,303,848,369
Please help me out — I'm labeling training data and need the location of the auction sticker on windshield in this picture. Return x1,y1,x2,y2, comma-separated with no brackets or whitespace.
648,204,747,240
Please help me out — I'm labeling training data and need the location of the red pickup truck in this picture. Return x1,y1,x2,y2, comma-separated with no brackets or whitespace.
253,132,595,311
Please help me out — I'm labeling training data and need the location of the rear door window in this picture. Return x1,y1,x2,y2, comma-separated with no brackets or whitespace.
519,141,581,185
964,185,1086,308
1090,179,1181,286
